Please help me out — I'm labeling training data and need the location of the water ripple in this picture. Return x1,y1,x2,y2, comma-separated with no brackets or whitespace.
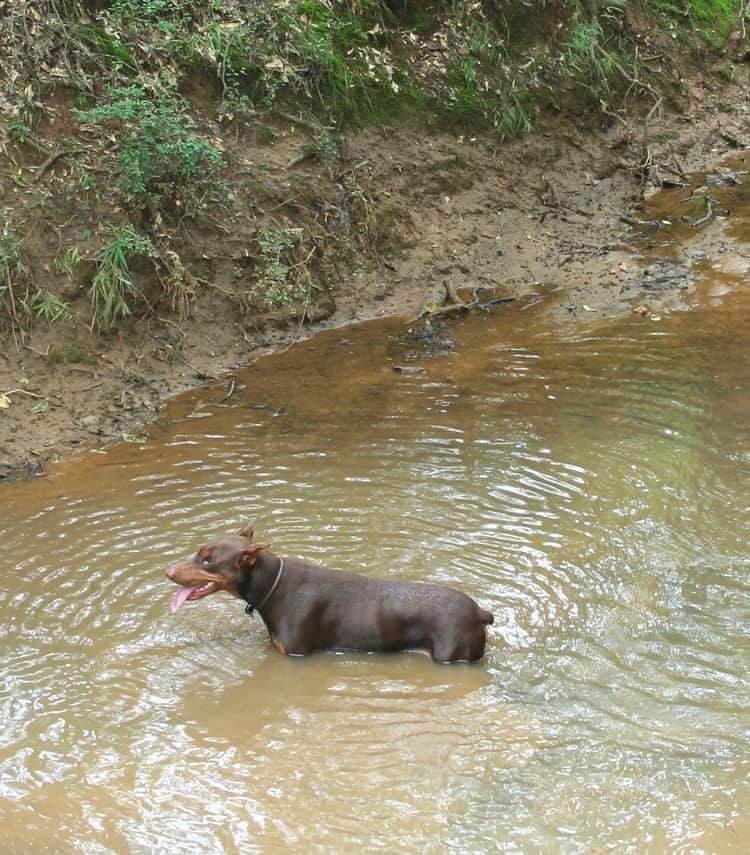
0,289,748,851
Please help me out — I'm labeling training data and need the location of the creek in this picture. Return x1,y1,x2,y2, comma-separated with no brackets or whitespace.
1,173,748,853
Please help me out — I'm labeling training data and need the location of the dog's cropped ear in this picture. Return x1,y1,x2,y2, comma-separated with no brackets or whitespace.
239,542,267,568
239,521,255,540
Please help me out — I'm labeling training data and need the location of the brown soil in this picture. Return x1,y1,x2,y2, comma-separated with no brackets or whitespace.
2,66,750,480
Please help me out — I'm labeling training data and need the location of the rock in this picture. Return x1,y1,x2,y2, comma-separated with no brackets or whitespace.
641,259,692,292
81,414,101,433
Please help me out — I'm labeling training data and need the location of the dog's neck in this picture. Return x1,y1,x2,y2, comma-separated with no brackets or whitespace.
238,550,284,615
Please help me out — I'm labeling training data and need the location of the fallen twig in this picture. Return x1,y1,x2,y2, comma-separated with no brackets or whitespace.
33,147,81,183
693,197,715,228
620,214,668,229
219,376,237,403
23,343,50,358
274,110,334,133
1,387,45,399
414,294,516,321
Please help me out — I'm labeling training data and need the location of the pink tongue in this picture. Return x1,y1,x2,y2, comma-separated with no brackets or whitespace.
171,586,199,614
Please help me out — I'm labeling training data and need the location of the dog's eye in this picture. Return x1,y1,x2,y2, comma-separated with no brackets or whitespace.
202,557,212,568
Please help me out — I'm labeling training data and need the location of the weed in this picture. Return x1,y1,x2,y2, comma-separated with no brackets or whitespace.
111,0,178,21
302,130,342,169
32,291,76,323
90,226,159,331
0,226,33,334
256,125,277,145
494,89,535,138
443,55,492,121
443,53,534,137
7,117,32,145
467,17,505,65
563,21,619,93
251,227,308,307
73,86,224,212
170,1,403,125
600,0,627,23
54,247,81,276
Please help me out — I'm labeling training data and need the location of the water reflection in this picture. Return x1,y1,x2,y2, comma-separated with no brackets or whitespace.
0,280,748,851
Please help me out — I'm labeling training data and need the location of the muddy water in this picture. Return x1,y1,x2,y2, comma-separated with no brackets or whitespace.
2,270,750,849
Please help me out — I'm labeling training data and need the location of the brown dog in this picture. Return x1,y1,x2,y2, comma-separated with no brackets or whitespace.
166,523,494,663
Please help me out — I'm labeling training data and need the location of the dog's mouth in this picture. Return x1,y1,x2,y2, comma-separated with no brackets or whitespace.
170,581,220,613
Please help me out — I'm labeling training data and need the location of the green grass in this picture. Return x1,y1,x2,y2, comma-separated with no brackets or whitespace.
494,89,535,138
0,226,32,332
32,291,76,323
92,1,412,127
563,21,620,93
90,226,158,331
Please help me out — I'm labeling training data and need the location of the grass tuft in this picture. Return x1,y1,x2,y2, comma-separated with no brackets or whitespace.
90,226,159,331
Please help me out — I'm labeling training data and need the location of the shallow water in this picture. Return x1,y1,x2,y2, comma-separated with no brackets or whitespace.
1,225,749,852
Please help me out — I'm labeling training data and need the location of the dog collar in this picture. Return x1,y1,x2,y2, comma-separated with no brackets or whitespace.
245,558,285,617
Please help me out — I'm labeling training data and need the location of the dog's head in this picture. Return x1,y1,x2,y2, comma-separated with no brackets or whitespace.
165,522,268,612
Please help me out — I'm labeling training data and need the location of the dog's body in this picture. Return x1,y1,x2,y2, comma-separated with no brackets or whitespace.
166,523,494,663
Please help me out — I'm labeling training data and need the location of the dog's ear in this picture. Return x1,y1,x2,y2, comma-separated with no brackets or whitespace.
239,521,255,540
239,542,267,568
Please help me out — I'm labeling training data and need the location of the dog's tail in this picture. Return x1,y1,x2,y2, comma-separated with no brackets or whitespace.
479,608,494,625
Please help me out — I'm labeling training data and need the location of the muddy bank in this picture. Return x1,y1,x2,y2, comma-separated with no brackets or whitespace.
2,69,750,479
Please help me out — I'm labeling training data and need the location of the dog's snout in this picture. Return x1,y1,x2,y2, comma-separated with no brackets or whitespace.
166,564,177,579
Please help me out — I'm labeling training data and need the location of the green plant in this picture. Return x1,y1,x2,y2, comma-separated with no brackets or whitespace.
467,17,505,64
256,125,277,145
0,226,32,333
563,21,619,92
173,1,402,125
73,86,224,211
32,291,76,323
54,246,81,276
443,55,491,120
7,117,32,144
90,225,158,331
494,89,535,138
251,227,308,307
111,0,177,20
303,130,342,168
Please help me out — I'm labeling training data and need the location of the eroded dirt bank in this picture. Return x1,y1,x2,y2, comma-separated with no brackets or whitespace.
2,69,750,479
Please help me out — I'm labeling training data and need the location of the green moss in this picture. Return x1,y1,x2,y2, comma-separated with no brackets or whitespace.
256,125,278,145
649,130,681,144
645,0,742,45
75,24,135,71
48,345,98,366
